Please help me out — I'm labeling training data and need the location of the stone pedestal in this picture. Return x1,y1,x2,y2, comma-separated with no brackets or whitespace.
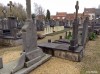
0,38,22,46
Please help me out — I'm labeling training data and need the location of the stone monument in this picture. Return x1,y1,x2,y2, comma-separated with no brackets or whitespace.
38,1,84,62
11,0,51,73
81,17,89,47
69,1,79,51
0,0,51,74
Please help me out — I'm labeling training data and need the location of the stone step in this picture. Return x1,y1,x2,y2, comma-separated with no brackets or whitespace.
14,54,51,74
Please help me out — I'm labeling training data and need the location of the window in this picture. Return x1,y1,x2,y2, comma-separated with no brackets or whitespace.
57,17,60,19
62,17,65,19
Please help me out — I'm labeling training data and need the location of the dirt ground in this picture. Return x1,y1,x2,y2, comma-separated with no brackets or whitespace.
30,57,81,74
0,33,100,74
0,32,66,63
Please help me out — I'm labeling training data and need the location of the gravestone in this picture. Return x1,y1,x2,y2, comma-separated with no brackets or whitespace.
0,57,3,69
0,17,21,46
36,20,44,31
69,1,79,51
11,0,51,73
81,17,89,47
0,1,22,46
38,1,84,62
7,16,18,38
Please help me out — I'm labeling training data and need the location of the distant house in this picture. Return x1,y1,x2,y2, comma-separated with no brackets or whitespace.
51,12,67,20
51,12,85,26
84,8,96,20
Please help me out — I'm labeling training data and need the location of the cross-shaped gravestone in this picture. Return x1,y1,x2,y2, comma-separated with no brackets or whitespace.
75,1,79,20
69,1,79,51
72,1,79,40
7,1,14,16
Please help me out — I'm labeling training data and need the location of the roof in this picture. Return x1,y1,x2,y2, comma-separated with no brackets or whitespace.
56,12,67,17
84,8,96,14
51,12,88,20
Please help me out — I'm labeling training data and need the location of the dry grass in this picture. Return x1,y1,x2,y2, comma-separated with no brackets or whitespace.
80,36,100,74
0,46,22,63
30,57,80,74
0,32,66,64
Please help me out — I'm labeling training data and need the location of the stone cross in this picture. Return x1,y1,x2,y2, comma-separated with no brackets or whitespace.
7,1,14,16
69,1,79,51
75,1,79,20
26,0,32,19
72,1,79,40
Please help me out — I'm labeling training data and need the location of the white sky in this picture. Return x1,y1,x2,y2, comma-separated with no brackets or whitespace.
0,0,100,15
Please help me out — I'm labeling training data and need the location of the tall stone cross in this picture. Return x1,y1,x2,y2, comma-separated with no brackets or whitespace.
7,1,14,16
72,1,79,41
69,1,79,51
75,1,79,20
26,0,32,19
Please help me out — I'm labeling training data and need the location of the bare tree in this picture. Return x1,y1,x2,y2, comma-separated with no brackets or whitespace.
34,3,45,16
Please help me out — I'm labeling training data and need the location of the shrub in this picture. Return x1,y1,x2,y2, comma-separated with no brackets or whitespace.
66,32,72,40
89,32,97,40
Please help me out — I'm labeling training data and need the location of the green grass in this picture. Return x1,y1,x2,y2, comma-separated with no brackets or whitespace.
46,28,70,36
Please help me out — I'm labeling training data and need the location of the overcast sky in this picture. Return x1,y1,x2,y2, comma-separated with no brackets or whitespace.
0,0,100,15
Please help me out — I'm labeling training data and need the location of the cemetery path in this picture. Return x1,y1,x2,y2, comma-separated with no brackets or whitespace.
30,57,81,74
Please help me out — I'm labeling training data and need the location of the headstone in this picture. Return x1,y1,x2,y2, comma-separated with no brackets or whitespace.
81,17,89,47
0,57,3,69
11,0,51,73
7,16,18,38
38,1,84,62
36,20,44,31
69,1,79,51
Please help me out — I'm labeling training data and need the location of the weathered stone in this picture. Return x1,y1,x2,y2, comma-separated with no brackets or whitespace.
25,55,44,67
69,1,79,51
48,39,51,43
26,48,45,61
0,57,3,69
81,17,89,47
11,52,26,74
11,0,51,74
54,50,82,62
59,36,62,39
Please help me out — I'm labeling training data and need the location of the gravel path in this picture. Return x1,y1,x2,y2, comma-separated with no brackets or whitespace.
30,57,81,74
